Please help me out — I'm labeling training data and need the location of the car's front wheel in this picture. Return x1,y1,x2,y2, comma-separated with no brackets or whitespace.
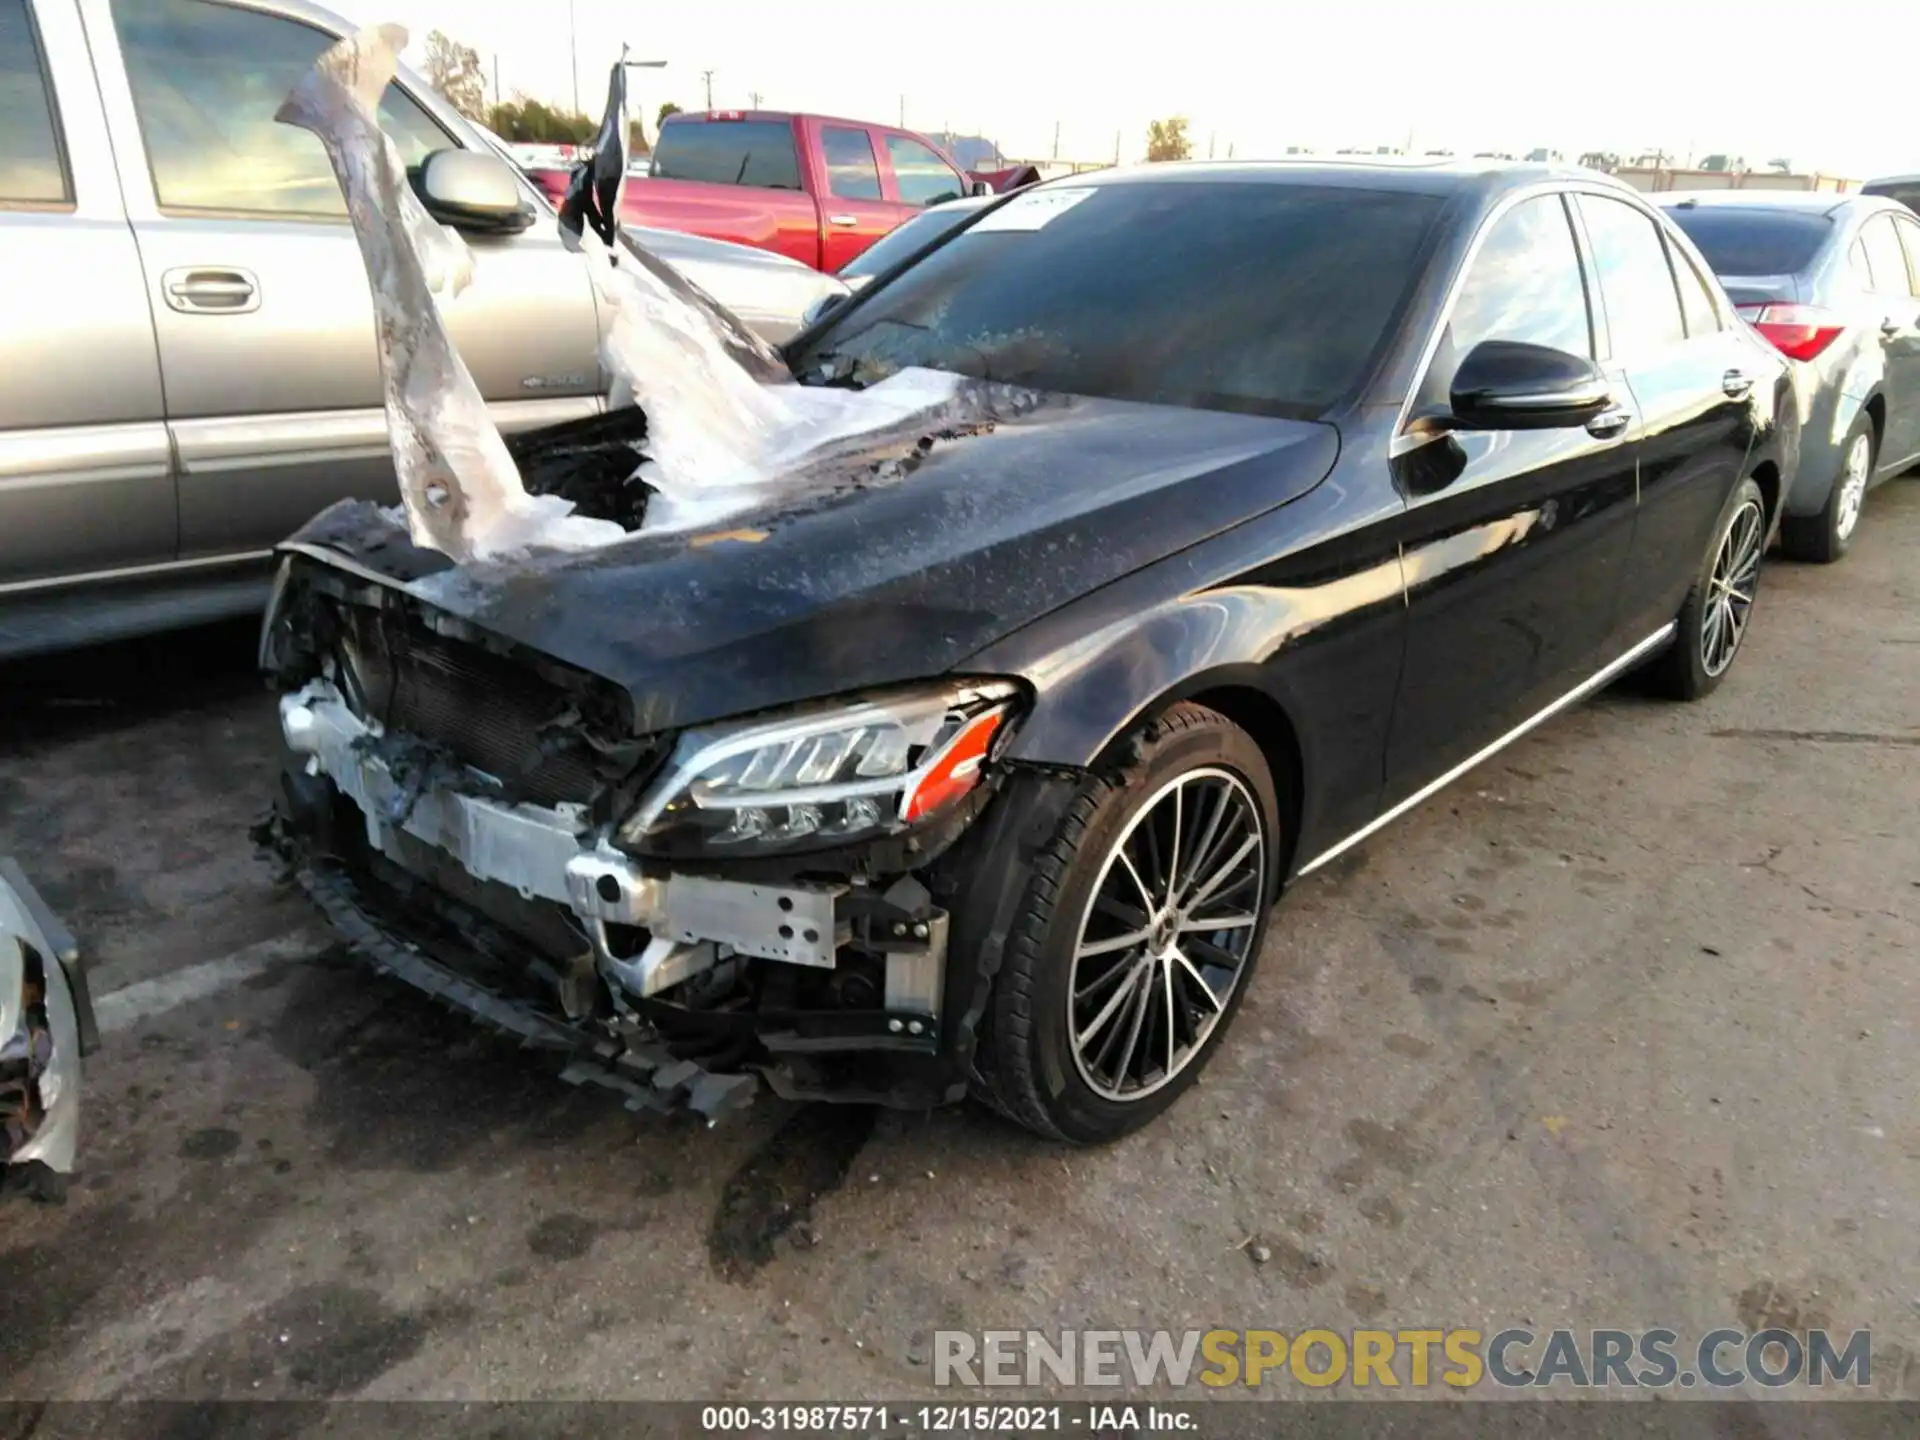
973,703,1279,1144
1645,475,1768,701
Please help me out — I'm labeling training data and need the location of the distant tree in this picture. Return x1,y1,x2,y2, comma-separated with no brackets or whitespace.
423,30,486,121
657,101,684,129
1145,116,1191,163
485,95,596,144
1768,156,1793,173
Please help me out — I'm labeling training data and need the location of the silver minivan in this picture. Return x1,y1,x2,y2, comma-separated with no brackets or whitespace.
0,0,843,658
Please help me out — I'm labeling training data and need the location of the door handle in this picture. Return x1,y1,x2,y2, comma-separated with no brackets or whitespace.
1721,369,1753,399
826,214,859,227
161,267,260,314
1585,407,1631,439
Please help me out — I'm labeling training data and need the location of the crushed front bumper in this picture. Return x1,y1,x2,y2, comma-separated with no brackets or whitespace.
269,679,967,1119
2,858,94,1187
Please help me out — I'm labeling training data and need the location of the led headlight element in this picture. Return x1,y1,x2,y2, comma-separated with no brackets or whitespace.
619,681,1020,855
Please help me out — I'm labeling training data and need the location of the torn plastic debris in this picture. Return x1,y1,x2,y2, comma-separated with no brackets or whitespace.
275,25,624,563
554,52,979,534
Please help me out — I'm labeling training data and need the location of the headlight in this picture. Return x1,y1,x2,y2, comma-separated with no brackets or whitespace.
618,680,1020,856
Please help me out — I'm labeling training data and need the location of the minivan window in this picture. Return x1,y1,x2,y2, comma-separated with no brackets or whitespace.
1863,180,1920,217
113,0,451,217
0,0,69,203
1662,207,1832,276
794,181,1443,420
651,119,800,190
1579,195,1687,357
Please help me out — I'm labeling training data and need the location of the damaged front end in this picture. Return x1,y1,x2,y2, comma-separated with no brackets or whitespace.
258,554,1059,1122
2,860,94,1198
253,30,1081,1122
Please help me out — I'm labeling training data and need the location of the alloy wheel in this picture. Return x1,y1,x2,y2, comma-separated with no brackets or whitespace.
1701,497,1765,678
1834,432,1871,543
1067,768,1267,1103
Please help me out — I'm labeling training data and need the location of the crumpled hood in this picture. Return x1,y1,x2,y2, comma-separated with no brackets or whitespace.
285,388,1337,733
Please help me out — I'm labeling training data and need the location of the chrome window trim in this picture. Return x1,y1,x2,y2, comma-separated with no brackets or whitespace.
1391,177,1685,446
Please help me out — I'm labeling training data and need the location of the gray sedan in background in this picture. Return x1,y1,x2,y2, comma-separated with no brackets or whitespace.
1661,191,1920,561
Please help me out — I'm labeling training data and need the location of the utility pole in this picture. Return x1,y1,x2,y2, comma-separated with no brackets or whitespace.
702,69,715,110
898,94,906,127
1052,120,1060,161
1208,131,1215,160
1113,129,1121,165
492,54,501,109
748,90,763,109
567,0,579,114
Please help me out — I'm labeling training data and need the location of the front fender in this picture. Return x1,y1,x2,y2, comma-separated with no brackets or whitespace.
969,487,1409,867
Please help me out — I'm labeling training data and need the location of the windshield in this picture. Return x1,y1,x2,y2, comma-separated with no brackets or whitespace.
838,202,983,281
1663,207,1832,276
792,180,1444,420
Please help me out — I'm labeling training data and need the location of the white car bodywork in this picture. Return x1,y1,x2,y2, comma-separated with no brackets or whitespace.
1,860,85,1180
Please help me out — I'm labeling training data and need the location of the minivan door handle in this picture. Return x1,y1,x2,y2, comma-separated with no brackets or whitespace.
161,267,260,315
1721,369,1754,399
1585,407,1632,439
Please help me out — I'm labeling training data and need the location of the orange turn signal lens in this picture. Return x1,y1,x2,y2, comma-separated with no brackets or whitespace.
900,707,1008,824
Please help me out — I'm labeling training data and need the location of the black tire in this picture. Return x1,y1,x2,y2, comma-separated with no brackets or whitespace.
972,703,1280,1144
1780,414,1875,564
1644,475,1768,701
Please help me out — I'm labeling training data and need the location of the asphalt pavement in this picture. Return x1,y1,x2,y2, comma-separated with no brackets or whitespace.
1,481,1915,1405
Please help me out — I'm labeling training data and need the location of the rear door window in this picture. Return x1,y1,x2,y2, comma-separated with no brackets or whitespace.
651,118,800,190
0,0,70,204
1859,214,1913,297
1661,207,1831,276
1893,215,1920,296
884,134,963,207
1669,244,1722,336
820,125,881,201
1578,194,1687,358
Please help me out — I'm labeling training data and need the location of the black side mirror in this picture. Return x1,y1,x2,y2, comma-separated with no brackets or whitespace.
968,179,993,198
417,149,535,235
1448,340,1611,430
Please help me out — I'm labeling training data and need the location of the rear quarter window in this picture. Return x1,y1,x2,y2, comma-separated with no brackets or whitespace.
1662,207,1832,276
651,119,800,190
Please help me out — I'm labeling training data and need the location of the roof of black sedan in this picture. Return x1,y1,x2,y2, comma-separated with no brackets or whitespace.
1067,158,1614,199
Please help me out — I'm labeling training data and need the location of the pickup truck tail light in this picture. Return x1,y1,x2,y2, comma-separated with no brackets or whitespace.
1736,303,1846,362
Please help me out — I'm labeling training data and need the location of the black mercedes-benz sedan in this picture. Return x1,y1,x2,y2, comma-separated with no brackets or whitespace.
261,161,1791,1144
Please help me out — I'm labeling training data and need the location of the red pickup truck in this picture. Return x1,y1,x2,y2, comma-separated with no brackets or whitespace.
525,111,978,272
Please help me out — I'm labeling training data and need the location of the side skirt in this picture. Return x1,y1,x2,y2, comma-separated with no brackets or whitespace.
1295,623,1678,878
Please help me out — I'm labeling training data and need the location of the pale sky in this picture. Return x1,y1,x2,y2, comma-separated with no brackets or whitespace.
339,0,1919,180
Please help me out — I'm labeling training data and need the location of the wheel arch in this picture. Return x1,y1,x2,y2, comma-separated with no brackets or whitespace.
1087,669,1307,883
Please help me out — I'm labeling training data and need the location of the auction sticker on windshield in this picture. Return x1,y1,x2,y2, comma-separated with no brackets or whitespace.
972,187,1096,232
